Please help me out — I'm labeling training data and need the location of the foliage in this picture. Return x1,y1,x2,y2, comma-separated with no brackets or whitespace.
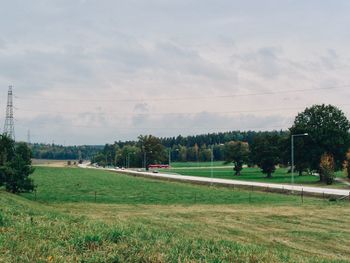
319,153,335,185
290,104,350,176
138,135,166,169
30,143,103,160
345,149,350,179
92,131,287,167
0,135,35,193
251,134,281,178
224,141,250,176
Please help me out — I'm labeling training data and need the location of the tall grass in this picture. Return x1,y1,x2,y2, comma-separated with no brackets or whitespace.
22,167,319,205
1,167,349,262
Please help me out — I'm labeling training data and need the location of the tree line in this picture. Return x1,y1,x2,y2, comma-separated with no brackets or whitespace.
30,144,103,160
92,104,350,184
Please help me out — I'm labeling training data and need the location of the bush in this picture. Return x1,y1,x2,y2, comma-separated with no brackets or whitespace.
320,153,335,184
345,149,350,179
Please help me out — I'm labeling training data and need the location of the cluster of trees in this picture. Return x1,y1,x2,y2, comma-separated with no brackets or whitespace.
30,144,103,160
0,135,35,193
92,131,287,168
93,104,350,184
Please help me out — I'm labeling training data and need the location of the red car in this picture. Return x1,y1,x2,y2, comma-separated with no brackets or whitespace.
148,164,170,169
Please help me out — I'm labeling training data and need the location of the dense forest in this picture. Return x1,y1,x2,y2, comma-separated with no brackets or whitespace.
28,131,283,161
29,143,103,160
92,130,289,168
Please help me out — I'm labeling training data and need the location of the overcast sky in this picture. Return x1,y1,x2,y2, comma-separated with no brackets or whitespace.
0,0,350,145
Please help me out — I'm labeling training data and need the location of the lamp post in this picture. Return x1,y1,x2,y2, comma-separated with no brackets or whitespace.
143,150,152,171
211,145,214,185
127,152,134,169
168,148,171,166
291,133,308,188
211,144,223,185
169,148,179,167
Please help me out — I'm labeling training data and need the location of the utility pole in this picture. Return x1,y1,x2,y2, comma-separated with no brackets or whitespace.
211,145,214,185
78,150,82,162
168,148,171,166
3,86,15,140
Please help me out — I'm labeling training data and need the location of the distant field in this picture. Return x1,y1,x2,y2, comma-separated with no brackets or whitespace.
32,159,74,167
1,167,350,262
163,165,348,188
164,167,319,183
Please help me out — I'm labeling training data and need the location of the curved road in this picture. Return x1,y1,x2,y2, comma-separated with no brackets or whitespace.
80,164,350,198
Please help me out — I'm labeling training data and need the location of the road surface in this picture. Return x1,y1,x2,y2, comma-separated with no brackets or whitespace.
80,164,350,198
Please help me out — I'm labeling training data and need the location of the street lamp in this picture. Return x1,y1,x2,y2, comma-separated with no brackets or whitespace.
168,148,171,166
169,148,179,167
211,144,224,185
291,133,308,188
143,150,152,171
127,152,135,169
211,145,214,184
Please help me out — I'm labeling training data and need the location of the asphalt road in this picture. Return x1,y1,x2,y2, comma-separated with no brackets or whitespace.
80,164,350,198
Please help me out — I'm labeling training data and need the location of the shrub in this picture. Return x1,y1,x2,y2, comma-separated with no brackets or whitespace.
344,149,350,179
320,153,335,184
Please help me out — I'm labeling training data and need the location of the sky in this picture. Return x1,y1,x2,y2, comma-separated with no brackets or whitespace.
0,0,350,145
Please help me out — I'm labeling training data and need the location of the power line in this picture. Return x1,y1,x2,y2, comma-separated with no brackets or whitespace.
15,86,346,103
15,103,350,118
17,122,290,131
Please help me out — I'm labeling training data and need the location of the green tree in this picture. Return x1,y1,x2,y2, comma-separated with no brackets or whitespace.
178,146,187,162
199,144,211,162
224,141,250,176
138,135,166,170
251,134,280,178
0,136,35,193
290,104,350,183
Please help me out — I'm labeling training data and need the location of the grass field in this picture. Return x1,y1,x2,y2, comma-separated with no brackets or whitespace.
32,159,74,167
165,163,348,187
1,167,350,262
22,167,307,205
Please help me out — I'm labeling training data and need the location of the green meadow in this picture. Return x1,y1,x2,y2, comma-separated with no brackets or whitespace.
166,162,348,187
1,167,350,262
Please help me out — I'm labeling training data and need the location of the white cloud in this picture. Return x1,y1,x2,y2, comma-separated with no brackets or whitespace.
0,0,350,144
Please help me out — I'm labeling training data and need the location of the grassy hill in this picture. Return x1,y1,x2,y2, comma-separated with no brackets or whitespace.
1,167,350,262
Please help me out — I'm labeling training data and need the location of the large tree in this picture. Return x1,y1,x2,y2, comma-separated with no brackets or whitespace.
224,141,250,176
138,135,166,170
0,135,35,193
251,134,280,178
290,104,350,182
